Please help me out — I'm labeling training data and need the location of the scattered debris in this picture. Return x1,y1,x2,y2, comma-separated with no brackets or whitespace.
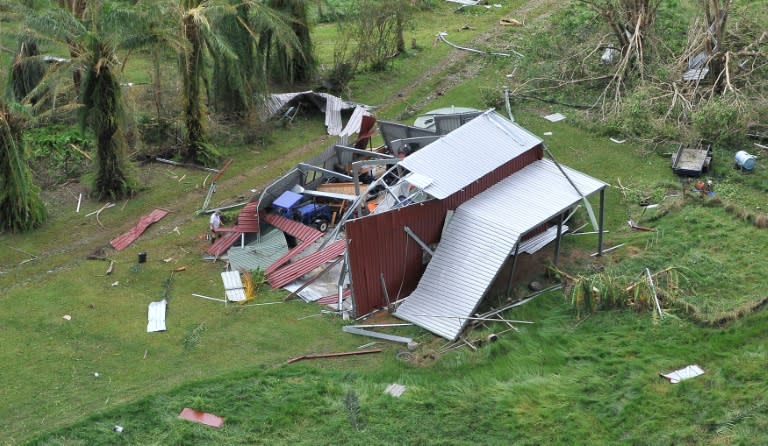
610,138,626,144
147,299,167,333
435,31,522,58
111,281,119,287
543,113,566,122
113,425,123,433
543,131,553,136
94,372,100,377
660,364,704,384
191,293,226,303
286,348,382,364
384,383,407,398
591,243,625,256
178,408,224,428
500,17,523,26
62,314,71,321
105,260,115,275
76,193,82,213
628,220,655,231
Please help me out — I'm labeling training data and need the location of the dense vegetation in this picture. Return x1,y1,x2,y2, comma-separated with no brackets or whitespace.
1,0,767,444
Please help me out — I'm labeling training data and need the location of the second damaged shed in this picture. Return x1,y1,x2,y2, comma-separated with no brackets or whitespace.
345,110,608,339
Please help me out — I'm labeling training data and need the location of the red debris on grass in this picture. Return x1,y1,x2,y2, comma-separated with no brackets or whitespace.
178,407,224,428
110,209,169,251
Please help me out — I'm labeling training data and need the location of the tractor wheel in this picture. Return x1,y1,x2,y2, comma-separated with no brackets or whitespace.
317,220,329,232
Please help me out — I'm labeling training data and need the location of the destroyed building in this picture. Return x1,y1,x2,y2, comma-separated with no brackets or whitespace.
207,105,608,341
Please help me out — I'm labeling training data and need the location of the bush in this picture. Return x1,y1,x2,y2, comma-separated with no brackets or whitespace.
692,98,750,149
23,125,92,188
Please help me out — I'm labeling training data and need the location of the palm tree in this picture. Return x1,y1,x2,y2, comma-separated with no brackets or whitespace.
173,0,302,163
260,0,316,85
0,102,46,232
23,1,139,200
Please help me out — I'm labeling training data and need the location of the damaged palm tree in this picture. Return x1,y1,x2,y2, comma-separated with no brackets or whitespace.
577,0,662,113
0,102,46,232
22,2,140,200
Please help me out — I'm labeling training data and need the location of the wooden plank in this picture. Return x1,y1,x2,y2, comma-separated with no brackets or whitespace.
286,348,382,364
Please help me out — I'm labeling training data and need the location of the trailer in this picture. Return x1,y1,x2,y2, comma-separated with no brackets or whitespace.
671,143,712,176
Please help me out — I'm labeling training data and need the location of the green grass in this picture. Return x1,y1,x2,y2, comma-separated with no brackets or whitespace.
3,1,768,445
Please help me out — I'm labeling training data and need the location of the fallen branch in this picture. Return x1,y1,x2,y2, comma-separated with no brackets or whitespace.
286,348,382,364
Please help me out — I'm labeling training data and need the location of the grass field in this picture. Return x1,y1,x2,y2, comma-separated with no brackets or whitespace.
2,1,768,444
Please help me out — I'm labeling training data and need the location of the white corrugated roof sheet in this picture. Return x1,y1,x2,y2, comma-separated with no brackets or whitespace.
221,271,246,302
398,111,542,199
394,159,607,340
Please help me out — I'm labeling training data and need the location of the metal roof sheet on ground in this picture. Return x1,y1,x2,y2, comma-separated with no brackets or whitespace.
110,208,169,251
227,229,289,272
398,111,543,200
221,271,246,302
147,299,167,332
266,239,347,289
394,159,607,340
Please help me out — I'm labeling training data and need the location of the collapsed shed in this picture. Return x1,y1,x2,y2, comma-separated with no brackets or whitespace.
210,108,608,341
343,111,608,339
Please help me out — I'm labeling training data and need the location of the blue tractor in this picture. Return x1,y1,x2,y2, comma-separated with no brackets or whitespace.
272,191,332,232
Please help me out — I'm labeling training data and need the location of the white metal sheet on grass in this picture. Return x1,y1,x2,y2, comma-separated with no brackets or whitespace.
147,299,167,333
221,271,246,302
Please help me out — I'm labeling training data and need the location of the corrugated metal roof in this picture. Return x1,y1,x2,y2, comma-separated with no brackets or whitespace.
398,111,543,199
459,159,606,232
221,271,246,302
266,239,346,289
227,229,288,272
147,299,167,332
394,210,520,340
394,159,607,340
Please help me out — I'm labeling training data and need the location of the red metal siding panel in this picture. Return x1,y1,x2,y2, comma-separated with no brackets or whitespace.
348,147,542,316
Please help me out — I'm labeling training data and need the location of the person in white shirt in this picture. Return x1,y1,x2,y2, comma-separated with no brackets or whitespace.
209,210,222,243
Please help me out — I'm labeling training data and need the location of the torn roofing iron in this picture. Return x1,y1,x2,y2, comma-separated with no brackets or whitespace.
394,159,607,340
266,239,346,289
263,213,322,241
398,111,543,199
265,91,362,136
110,208,169,251
262,213,324,275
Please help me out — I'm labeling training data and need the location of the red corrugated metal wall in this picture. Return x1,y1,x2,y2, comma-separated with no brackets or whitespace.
347,146,543,316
